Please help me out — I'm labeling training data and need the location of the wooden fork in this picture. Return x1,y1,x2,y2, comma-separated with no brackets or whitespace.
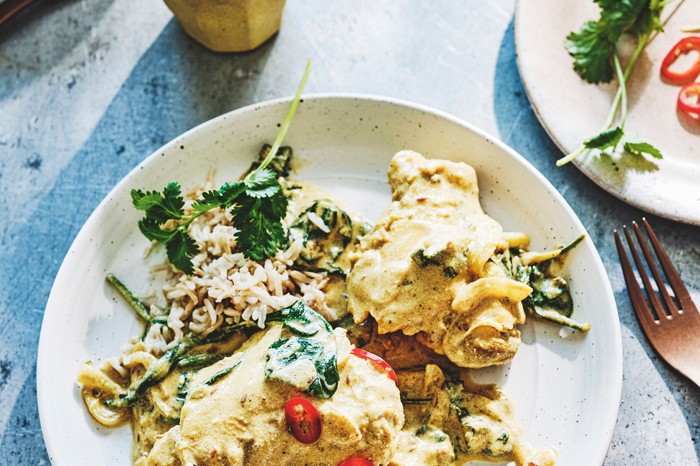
614,218,700,387
0,0,36,27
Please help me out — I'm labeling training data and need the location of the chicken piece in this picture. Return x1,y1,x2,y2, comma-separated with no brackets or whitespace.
347,151,532,368
145,323,404,465
390,365,557,466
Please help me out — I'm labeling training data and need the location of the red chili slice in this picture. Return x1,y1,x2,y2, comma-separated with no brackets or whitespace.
338,458,375,466
678,82,700,119
660,36,700,84
284,397,321,444
350,347,398,383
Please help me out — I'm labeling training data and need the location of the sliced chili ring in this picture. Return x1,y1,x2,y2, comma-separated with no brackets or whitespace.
678,82,700,119
660,36,700,84
338,458,375,466
350,347,398,383
284,397,321,444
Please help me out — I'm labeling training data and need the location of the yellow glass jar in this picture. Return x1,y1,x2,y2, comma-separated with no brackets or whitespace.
164,0,286,52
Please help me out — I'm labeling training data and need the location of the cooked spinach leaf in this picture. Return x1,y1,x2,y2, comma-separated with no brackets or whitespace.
289,199,367,275
264,301,339,398
492,235,590,331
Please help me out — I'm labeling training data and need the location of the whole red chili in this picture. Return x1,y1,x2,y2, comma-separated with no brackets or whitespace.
660,36,700,84
677,82,700,119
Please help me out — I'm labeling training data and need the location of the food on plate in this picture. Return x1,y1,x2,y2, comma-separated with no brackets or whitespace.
391,365,556,466
678,82,700,119
343,327,558,466
77,146,586,464
76,78,585,464
348,151,587,369
557,0,666,166
660,36,700,121
131,63,310,274
141,303,404,465
660,36,700,85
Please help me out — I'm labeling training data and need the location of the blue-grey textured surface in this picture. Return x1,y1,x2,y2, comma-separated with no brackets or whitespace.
0,1,698,465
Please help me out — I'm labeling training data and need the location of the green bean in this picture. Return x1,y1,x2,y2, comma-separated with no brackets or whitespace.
105,341,193,408
200,360,242,387
106,273,151,323
176,353,224,369
102,320,258,408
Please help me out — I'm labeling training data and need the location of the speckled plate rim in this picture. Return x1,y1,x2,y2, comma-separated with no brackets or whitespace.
514,0,700,226
37,93,623,465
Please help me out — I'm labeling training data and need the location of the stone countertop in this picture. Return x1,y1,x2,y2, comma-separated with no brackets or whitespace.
0,1,698,464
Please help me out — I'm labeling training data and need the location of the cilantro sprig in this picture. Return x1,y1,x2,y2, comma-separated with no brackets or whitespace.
131,61,311,274
557,0,668,166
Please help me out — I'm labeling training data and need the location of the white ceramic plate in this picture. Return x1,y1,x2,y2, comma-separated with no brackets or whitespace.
37,95,622,466
515,0,700,225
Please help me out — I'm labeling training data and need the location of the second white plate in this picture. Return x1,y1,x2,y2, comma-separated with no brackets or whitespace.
515,0,700,225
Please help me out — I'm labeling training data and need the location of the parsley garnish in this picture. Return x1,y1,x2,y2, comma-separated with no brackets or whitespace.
131,61,311,273
557,0,668,166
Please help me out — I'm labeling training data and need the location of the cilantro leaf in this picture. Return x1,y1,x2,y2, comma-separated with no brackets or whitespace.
165,230,199,275
599,0,649,39
628,0,666,36
232,189,288,261
584,126,624,151
131,182,184,224
565,21,615,83
244,168,282,198
624,141,663,159
191,190,225,215
565,0,666,84
131,61,311,273
137,217,177,243
217,182,247,205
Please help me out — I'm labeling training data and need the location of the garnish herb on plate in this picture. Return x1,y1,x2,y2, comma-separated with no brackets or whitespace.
131,61,311,274
557,0,668,166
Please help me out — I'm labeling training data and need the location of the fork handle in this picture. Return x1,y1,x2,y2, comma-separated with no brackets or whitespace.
0,0,36,26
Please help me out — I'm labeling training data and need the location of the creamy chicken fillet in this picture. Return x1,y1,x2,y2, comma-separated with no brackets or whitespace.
144,322,404,465
347,151,532,368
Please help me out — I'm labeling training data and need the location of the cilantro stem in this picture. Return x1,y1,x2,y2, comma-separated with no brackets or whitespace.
613,51,627,131
247,60,311,180
556,33,649,167
603,34,648,129
555,146,586,167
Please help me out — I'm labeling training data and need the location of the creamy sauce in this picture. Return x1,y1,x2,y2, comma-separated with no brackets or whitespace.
349,326,557,466
144,324,403,465
78,155,563,466
347,151,532,368
392,364,557,466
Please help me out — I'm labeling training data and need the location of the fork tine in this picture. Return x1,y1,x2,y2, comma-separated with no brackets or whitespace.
631,221,678,317
622,225,668,322
642,218,697,314
614,229,657,331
